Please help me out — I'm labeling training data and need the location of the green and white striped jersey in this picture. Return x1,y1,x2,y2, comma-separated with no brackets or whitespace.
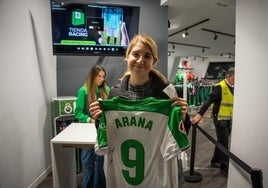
96,97,189,188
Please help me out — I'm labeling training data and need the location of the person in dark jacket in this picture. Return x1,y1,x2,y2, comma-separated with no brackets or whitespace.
191,67,235,177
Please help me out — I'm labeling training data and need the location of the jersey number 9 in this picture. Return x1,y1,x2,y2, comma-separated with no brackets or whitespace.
121,139,145,185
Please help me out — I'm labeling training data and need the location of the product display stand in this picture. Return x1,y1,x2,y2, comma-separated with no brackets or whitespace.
177,67,202,182
178,67,193,171
51,96,77,136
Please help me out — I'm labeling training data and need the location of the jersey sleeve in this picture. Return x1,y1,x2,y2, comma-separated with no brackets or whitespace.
161,106,190,161
95,109,109,156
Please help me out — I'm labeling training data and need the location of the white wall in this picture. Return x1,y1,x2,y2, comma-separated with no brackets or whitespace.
0,0,56,187
228,0,268,187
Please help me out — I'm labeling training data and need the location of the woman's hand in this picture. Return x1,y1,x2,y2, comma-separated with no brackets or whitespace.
89,101,102,120
171,97,188,120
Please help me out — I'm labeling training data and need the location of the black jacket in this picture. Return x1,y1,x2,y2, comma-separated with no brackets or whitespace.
109,73,170,99
198,79,234,117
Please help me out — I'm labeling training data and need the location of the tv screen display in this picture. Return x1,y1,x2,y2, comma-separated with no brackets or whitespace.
205,62,235,79
50,1,140,56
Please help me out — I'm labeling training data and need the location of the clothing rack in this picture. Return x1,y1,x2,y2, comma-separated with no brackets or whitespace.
200,77,220,85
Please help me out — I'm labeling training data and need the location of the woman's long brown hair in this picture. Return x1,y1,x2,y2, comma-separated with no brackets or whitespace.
85,65,109,107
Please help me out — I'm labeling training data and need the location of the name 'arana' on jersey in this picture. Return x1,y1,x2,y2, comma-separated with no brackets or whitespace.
115,116,153,131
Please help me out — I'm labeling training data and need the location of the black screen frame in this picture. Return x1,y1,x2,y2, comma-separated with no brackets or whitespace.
205,62,235,79
50,1,140,56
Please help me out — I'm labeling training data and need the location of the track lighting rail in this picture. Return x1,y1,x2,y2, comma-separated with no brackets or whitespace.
168,42,210,50
201,28,235,38
168,18,210,38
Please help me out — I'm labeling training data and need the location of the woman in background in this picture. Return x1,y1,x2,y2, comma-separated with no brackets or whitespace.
75,65,110,188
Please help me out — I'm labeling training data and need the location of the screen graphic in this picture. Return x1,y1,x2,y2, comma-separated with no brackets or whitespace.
50,1,140,56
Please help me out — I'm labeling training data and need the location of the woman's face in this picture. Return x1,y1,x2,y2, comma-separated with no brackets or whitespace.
95,70,106,86
126,41,157,78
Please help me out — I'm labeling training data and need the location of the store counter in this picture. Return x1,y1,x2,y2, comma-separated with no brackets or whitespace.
50,123,96,188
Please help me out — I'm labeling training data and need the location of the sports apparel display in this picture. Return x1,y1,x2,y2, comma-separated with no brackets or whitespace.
96,97,189,188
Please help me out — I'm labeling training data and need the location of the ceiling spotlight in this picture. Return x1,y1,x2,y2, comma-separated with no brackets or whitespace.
214,33,218,40
182,30,189,38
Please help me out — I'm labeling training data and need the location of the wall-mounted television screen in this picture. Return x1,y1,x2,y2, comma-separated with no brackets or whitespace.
205,62,235,79
50,1,140,56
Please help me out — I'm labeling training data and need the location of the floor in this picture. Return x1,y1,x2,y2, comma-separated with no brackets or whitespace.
37,172,83,188
179,111,228,188
37,107,227,188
